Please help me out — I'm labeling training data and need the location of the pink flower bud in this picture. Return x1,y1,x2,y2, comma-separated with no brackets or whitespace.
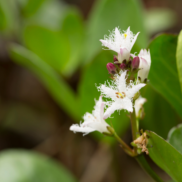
120,63,126,70
106,63,116,74
132,56,140,70
113,55,118,62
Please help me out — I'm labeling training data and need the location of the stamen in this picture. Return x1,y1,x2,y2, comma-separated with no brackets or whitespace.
124,33,127,38
115,92,126,99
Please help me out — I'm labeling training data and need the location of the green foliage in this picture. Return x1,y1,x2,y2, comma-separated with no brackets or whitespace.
146,131,182,182
141,85,179,139
84,0,147,63
0,150,77,182
148,34,182,118
61,8,85,76
23,25,71,74
176,30,182,93
168,124,182,154
9,44,80,120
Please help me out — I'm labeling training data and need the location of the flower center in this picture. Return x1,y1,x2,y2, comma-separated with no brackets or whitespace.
115,92,126,99
124,33,127,38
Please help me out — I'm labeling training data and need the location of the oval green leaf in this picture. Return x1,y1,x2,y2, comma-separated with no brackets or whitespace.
168,124,182,155
146,131,182,182
23,25,70,74
148,34,182,118
0,150,77,182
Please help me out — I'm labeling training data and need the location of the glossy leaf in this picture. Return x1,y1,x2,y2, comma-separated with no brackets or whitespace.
140,85,179,139
148,34,182,118
84,0,147,63
176,30,182,93
0,150,77,182
9,44,80,120
146,131,182,182
23,25,70,74
61,8,85,76
78,51,130,143
168,124,182,154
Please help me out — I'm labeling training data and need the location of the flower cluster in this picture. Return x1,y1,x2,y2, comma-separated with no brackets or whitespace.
70,27,151,135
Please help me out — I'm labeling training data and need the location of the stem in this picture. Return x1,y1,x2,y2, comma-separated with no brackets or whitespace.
111,128,136,157
136,155,164,182
130,108,138,140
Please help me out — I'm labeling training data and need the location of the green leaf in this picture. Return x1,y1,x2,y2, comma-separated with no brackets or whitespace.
61,8,85,76
146,131,182,182
78,51,129,143
176,30,182,93
23,25,71,74
168,124,182,154
9,44,80,120
140,85,179,139
22,0,47,17
148,34,182,118
84,0,147,63
0,150,77,182
144,8,176,35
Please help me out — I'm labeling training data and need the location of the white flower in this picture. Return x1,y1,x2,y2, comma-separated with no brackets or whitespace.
70,96,110,135
98,71,146,119
138,49,151,82
100,27,139,63
134,96,147,118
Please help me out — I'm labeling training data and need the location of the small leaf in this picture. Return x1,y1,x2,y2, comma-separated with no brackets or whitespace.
23,25,71,74
168,124,182,154
84,0,147,63
146,131,182,182
148,34,182,118
176,30,182,93
9,44,80,120
0,150,77,182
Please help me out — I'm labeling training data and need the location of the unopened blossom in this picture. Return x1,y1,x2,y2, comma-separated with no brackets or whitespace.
137,49,151,82
134,96,147,118
70,96,110,135
100,27,139,63
98,71,146,119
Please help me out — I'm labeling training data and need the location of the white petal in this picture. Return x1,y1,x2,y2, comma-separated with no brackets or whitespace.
118,48,130,63
135,97,147,117
130,32,140,51
70,124,95,135
126,83,146,99
89,121,109,133
98,84,117,100
116,71,127,92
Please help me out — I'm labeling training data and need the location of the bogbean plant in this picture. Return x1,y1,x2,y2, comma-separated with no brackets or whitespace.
70,27,165,180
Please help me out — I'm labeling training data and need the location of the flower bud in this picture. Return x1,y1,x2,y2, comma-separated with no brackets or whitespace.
132,56,140,70
106,63,116,74
120,63,126,70
113,55,118,62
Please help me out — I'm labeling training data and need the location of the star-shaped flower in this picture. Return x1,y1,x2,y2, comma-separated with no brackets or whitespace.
98,71,146,119
134,96,147,118
100,27,139,63
138,49,151,82
70,96,110,135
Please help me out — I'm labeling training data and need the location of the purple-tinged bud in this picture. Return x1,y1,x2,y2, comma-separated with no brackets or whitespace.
120,63,126,70
132,56,140,70
106,63,116,74
113,55,118,63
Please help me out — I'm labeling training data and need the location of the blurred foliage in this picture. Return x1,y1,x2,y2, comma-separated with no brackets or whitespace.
0,150,77,182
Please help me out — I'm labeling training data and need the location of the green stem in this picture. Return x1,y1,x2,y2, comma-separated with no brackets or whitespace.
136,155,164,182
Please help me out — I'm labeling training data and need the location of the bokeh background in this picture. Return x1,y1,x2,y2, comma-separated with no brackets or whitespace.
0,0,182,181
